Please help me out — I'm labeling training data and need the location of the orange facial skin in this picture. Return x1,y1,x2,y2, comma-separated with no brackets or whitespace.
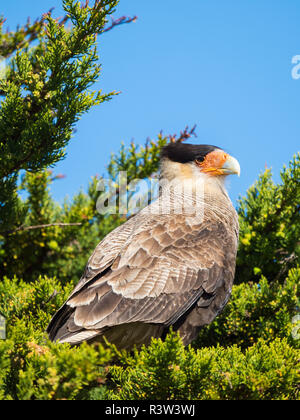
196,150,229,176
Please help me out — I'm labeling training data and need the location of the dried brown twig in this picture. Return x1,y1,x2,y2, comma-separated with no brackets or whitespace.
169,125,197,143
0,222,82,236
102,15,138,33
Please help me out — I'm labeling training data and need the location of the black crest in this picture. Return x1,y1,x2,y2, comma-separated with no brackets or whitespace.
161,143,221,164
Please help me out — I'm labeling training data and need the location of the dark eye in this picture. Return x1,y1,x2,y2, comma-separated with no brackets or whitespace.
195,155,205,163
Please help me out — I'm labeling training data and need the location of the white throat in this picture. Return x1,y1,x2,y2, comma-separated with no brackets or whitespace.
160,158,228,197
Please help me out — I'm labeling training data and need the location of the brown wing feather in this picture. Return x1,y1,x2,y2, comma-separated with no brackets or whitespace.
47,200,238,347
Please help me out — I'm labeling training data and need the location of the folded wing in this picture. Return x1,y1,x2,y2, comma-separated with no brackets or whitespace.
47,208,238,348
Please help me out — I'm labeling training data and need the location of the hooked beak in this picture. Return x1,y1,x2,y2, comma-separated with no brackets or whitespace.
221,155,241,177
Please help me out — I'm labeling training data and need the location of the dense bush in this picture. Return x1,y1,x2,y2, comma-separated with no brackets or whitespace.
236,153,300,284
195,268,300,350
106,332,299,400
0,267,299,400
0,276,111,400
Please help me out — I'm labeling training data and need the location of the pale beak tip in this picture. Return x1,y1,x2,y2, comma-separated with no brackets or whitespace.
222,155,241,177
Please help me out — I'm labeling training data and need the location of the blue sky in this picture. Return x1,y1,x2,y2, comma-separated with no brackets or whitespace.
2,0,300,206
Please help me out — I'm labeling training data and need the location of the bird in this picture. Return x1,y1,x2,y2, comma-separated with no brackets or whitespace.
47,142,240,349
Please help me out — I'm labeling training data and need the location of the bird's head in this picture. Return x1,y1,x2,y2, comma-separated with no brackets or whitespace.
160,143,240,182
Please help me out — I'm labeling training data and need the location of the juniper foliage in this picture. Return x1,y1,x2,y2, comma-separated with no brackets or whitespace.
0,0,119,233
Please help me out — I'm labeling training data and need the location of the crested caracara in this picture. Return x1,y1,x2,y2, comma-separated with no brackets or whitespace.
47,143,240,348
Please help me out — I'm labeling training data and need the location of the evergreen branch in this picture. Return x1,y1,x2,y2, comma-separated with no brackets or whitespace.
0,11,68,58
0,0,128,222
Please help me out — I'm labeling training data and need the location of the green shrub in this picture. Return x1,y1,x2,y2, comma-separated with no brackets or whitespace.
0,340,13,400
195,268,300,350
0,269,299,400
0,275,73,331
0,276,113,400
0,331,112,400
16,341,112,400
105,331,299,400
236,153,300,284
